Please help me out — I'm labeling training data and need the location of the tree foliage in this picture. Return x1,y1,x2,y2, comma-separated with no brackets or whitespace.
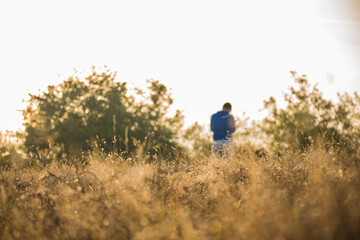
22,67,183,160
262,71,360,152
0,132,12,168
183,122,212,156
0,131,25,168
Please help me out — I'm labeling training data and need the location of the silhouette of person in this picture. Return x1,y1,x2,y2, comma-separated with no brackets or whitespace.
210,102,236,159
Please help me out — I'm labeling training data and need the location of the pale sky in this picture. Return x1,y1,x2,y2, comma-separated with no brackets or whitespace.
1,0,359,132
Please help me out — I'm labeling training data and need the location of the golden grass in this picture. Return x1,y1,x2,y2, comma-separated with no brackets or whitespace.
1,145,360,240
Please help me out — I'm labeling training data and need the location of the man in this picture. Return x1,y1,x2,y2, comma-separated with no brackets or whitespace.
210,102,236,158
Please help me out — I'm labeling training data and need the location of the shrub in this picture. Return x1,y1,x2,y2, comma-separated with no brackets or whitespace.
262,71,360,153
22,67,184,161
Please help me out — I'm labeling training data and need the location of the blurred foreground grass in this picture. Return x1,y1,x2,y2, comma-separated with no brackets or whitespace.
1,144,360,240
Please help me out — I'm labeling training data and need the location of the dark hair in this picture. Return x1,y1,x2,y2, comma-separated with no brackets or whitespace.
222,102,232,111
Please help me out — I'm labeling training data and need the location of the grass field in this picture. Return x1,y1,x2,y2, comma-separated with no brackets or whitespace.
1,144,360,240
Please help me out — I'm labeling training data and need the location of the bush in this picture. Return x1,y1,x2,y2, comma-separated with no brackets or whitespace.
262,71,360,153
22,66,184,161
0,131,25,169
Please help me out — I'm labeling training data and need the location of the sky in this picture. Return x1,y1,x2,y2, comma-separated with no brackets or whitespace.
0,0,359,132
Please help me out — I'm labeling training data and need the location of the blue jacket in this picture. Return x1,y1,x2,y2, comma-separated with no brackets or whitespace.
211,111,235,140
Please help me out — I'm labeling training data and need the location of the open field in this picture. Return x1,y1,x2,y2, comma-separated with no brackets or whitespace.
1,145,359,240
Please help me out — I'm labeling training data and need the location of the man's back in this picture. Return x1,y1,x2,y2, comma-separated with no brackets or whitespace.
211,110,235,140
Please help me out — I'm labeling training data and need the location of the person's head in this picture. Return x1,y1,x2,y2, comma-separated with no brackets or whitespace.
222,102,232,112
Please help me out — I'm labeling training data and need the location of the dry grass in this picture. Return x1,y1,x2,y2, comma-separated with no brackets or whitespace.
1,145,360,240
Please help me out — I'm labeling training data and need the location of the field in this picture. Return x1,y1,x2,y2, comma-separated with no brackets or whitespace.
1,144,360,240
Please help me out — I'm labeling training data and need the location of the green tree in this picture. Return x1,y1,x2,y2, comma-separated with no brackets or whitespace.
22,67,183,160
0,131,25,168
262,71,360,152
0,132,12,168
183,122,212,156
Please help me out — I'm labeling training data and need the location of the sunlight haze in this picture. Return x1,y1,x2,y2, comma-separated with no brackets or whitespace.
0,0,359,132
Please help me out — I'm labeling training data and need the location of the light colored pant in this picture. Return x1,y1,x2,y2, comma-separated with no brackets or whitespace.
212,139,234,159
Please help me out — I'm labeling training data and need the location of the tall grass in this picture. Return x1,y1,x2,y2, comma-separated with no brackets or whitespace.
1,143,359,239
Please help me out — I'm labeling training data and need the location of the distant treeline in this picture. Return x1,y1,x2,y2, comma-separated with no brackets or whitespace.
1,67,359,167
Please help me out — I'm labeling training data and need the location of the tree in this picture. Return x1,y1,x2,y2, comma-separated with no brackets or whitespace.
22,67,183,160
262,71,360,153
0,131,25,168
183,122,212,156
